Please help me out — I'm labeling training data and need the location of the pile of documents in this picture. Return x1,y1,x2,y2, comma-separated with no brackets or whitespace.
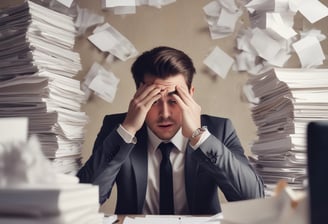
244,68,328,195
0,179,103,224
220,181,308,224
0,124,103,224
0,1,87,174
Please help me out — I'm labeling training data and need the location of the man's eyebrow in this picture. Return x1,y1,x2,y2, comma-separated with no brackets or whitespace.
167,90,178,96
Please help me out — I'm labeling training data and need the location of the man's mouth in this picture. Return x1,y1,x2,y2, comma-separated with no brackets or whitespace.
158,123,173,128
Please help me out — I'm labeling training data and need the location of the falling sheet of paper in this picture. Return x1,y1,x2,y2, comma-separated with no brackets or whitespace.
203,0,242,39
245,0,274,14
83,63,120,103
55,0,74,8
292,36,325,68
102,0,136,8
88,23,138,61
298,0,328,24
75,6,104,36
203,46,234,79
266,12,297,40
250,28,282,61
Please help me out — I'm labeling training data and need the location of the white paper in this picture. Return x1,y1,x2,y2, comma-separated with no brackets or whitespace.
250,28,281,61
84,63,120,103
88,23,138,61
203,46,234,79
298,0,328,23
203,0,242,39
266,12,297,40
292,36,325,68
102,0,136,8
55,0,74,8
122,213,222,224
0,117,28,143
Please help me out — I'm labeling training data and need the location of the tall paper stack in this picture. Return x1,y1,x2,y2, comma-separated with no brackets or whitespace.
245,68,328,195
0,1,87,174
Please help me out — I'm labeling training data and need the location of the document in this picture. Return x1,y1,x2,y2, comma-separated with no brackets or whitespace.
220,182,307,224
88,23,138,61
203,46,234,79
0,117,28,143
123,213,223,224
244,68,328,195
203,0,242,39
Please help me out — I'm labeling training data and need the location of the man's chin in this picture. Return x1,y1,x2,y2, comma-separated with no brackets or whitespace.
153,129,178,140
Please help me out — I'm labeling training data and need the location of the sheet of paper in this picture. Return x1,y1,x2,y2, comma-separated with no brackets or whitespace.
102,0,136,8
88,23,138,61
203,0,242,39
250,28,282,61
292,36,325,68
55,0,74,8
123,213,222,224
266,12,297,40
84,62,120,103
75,6,104,36
203,46,234,79
298,0,328,23
0,117,28,143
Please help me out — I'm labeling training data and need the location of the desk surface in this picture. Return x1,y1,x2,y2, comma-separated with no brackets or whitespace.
107,214,222,224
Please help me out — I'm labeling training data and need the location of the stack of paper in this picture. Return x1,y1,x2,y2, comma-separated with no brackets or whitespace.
221,181,308,224
244,68,328,195
0,1,87,174
0,182,103,224
0,121,103,224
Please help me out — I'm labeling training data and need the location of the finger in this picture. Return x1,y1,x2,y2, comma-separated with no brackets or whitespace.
175,85,193,105
135,83,160,100
133,87,162,110
172,90,187,109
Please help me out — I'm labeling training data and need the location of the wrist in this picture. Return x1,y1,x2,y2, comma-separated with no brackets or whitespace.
189,126,207,145
121,122,137,136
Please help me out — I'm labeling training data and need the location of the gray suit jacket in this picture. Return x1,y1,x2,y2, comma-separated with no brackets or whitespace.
77,113,264,214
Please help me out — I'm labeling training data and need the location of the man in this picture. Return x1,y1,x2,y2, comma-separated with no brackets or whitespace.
77,46,264,215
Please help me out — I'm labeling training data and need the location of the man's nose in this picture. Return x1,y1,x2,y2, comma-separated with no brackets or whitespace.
159,100,170,118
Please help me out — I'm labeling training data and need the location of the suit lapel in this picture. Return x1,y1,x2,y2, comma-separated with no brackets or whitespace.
184,143,199,212
131,125,148,213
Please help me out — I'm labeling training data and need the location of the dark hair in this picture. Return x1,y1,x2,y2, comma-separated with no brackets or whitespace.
131,46,196,89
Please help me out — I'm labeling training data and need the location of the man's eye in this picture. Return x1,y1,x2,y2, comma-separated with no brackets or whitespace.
152,100,158,105
168,99,177,105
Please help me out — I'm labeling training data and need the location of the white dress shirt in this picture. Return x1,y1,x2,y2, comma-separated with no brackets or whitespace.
117,124,210,214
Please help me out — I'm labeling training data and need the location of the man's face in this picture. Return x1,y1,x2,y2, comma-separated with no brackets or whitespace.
143,74,194,140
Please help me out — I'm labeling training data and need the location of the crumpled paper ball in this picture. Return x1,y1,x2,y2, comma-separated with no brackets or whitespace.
0,135,57,187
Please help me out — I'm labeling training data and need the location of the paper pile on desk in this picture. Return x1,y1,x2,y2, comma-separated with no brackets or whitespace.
220,182,308,224
244,68,328,195
0,134,103,224
0,1,88,174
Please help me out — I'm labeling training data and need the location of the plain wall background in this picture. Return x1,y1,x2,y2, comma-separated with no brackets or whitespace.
1,0,327,214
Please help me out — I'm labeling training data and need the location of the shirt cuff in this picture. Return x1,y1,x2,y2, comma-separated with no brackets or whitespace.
117,124,137,144
190,129,210,150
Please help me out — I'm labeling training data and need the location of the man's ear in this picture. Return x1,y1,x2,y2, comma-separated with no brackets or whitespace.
189,86,195,96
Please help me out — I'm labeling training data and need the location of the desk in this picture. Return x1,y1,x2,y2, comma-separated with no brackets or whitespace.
105,214,223,224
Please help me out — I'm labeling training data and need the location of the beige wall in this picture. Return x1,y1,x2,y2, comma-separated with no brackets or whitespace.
2,0,328,214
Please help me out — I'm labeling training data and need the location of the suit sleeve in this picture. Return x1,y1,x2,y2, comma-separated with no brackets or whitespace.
76,114,135,204
193,117,265,201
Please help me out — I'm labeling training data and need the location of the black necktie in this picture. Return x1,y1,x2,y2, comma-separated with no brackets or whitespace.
159,142,175,215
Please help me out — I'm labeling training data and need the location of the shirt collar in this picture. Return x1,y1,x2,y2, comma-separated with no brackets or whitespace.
147,127,188,153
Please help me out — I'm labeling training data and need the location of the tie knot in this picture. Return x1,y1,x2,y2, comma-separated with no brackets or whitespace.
159,142,174,159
